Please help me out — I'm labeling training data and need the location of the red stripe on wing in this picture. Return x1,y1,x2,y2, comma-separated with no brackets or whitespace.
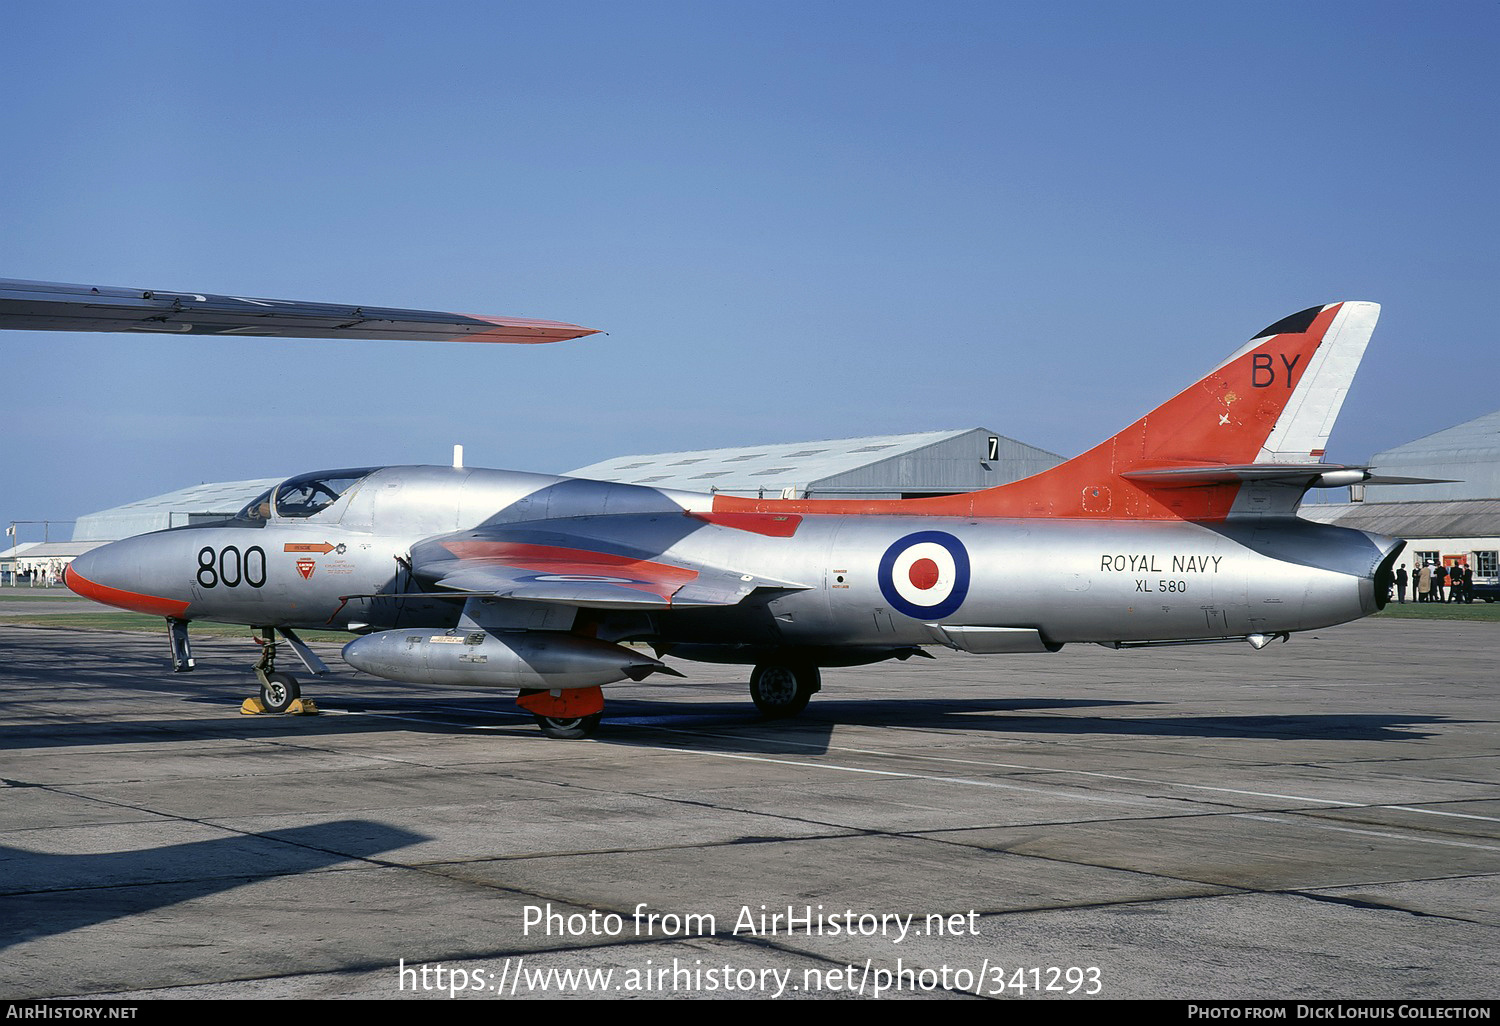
439,541,698,602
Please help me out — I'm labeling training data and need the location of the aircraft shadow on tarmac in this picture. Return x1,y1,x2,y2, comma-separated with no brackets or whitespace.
0,820,425,949
594,697,1452,753
0,690,1449,756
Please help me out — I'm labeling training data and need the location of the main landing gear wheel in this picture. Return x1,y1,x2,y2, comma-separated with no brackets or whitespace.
260,671,301,714
533,713,603,740
517,688,604,739
749,663,820,718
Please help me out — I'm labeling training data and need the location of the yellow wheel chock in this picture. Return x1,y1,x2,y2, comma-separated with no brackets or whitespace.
239,697,320,715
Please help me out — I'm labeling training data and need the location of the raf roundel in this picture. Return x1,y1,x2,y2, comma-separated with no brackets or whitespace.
877,531,971,620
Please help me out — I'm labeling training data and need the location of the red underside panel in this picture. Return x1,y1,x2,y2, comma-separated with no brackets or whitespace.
64,564,190,618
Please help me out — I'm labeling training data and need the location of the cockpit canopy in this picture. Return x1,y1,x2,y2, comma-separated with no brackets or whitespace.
234,468,379,523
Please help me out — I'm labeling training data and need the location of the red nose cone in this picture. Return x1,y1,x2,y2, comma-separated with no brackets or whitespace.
64,559,189,618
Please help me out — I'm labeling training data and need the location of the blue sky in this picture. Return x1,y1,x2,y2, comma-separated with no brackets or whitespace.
2,1,1496,535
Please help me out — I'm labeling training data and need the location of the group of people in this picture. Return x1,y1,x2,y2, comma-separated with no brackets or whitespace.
1392,562,1475,603
3,563,62,588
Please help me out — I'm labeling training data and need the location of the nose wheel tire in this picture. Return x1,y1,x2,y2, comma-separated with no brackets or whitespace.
260,672,301,714
533,713,602,740
749,663,819,718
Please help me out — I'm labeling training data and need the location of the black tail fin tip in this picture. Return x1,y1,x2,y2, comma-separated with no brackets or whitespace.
1252,305,1326,341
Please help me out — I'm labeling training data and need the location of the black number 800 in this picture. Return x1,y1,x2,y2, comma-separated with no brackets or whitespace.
195,545,267,589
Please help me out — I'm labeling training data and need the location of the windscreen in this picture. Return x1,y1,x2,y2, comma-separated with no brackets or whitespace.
271,468,379,519
232,488,275,524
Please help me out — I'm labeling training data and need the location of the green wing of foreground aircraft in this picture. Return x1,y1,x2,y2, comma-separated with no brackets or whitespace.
1,278,1407,738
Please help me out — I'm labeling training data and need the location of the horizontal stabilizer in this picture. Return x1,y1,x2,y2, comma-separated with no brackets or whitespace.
1121,464,1459,490
1122,463,1366,488
0,278,598,344
1361,475,1460,487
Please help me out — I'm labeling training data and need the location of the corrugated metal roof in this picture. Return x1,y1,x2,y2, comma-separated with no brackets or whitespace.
7,541,107,559
96,478,284,513
1299,499,1500,537
1373,410,1500,462
568,429,970,486
74,477,282,541
566,429,1062,497
1362,409,1500,503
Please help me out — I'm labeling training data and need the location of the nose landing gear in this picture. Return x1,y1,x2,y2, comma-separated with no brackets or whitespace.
242,626,324,715
257,670,302,714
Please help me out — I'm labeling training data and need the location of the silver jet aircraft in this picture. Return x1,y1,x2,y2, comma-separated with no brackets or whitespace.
1,279,1403,737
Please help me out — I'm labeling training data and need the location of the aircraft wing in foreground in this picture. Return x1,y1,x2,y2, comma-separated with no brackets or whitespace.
0,278,598,343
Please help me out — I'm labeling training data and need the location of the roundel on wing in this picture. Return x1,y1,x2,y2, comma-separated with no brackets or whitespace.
877,531,970,620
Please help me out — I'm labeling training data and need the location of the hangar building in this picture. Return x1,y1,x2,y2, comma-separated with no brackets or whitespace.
1362,410,1500,503
1,540,107,586
73,478,281,542
1300,410,1500,596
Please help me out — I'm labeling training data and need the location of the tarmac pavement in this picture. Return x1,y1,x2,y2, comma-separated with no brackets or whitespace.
0,616,1495,1000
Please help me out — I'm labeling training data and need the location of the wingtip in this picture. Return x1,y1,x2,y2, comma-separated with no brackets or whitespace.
460,315,602,344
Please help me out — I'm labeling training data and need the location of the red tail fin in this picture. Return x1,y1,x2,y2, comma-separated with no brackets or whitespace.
713,302,1379,522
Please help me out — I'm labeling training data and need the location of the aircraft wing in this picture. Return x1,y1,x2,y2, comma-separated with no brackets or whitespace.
0,278,598,344
411,522,808,610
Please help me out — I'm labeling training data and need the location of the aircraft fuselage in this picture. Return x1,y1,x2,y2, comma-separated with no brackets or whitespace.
65,466,1397,656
